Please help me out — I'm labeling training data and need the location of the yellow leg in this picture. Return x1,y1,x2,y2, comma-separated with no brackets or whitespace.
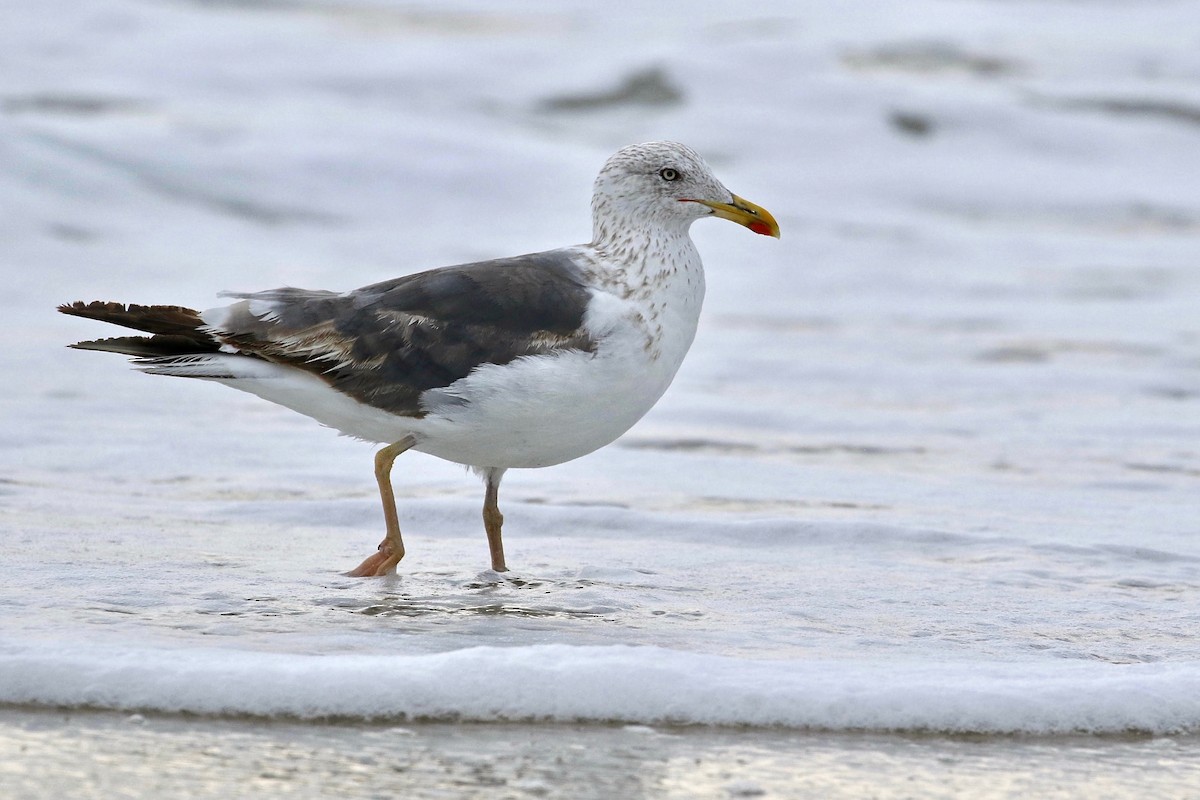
346,437,416,577
483,468,508,572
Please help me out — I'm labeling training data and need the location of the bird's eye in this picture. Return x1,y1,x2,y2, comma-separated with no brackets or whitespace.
658,167,680,182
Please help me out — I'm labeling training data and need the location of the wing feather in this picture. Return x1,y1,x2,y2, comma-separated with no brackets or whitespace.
206,250,596,417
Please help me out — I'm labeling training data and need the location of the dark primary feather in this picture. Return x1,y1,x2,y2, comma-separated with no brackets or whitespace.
68,334,216,358
58,301,217,356
60,250,598,418
58,300,209,340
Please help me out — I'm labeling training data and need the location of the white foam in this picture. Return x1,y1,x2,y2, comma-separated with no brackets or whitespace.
2,641,1197,734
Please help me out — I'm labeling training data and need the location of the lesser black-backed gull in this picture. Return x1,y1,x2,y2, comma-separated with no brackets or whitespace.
58,141,779,576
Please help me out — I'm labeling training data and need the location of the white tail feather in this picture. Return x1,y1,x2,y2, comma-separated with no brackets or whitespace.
136,354,279,380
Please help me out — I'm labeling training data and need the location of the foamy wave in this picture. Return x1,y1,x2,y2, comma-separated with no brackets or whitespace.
2,641,1197,734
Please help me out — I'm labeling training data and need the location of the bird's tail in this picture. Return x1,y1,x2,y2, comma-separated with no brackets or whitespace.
57,300,219,358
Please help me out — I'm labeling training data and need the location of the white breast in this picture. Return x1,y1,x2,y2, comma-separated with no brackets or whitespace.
413,258,706,469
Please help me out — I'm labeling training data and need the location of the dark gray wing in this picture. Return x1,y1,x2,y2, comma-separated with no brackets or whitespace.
210,250,597,417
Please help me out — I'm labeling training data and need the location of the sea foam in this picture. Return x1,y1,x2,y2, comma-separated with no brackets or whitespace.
2,641,1197,734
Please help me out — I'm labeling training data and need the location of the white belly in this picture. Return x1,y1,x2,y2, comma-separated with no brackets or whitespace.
412,355,663,468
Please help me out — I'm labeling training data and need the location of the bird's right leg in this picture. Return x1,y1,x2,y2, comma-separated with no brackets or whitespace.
346,436,417,577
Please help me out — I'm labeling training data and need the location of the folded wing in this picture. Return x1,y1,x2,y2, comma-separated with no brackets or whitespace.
60,250,598,418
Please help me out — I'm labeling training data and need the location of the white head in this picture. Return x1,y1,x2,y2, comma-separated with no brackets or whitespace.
590,141,779,246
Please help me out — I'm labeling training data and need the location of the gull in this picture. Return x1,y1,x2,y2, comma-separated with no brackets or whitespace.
59,141,779,576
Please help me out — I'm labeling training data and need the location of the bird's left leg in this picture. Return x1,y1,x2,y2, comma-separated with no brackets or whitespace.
483,467,508,572
346,436,417,577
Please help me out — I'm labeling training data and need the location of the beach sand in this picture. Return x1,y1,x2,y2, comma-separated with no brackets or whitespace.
3,707,1198,799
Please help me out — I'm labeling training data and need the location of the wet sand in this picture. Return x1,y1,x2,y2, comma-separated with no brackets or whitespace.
3,707,1197,799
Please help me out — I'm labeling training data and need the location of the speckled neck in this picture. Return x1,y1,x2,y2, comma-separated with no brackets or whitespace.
588,196,704,301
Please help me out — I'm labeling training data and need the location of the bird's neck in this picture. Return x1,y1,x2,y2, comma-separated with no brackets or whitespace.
588,204,703,298
584,204,706,369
